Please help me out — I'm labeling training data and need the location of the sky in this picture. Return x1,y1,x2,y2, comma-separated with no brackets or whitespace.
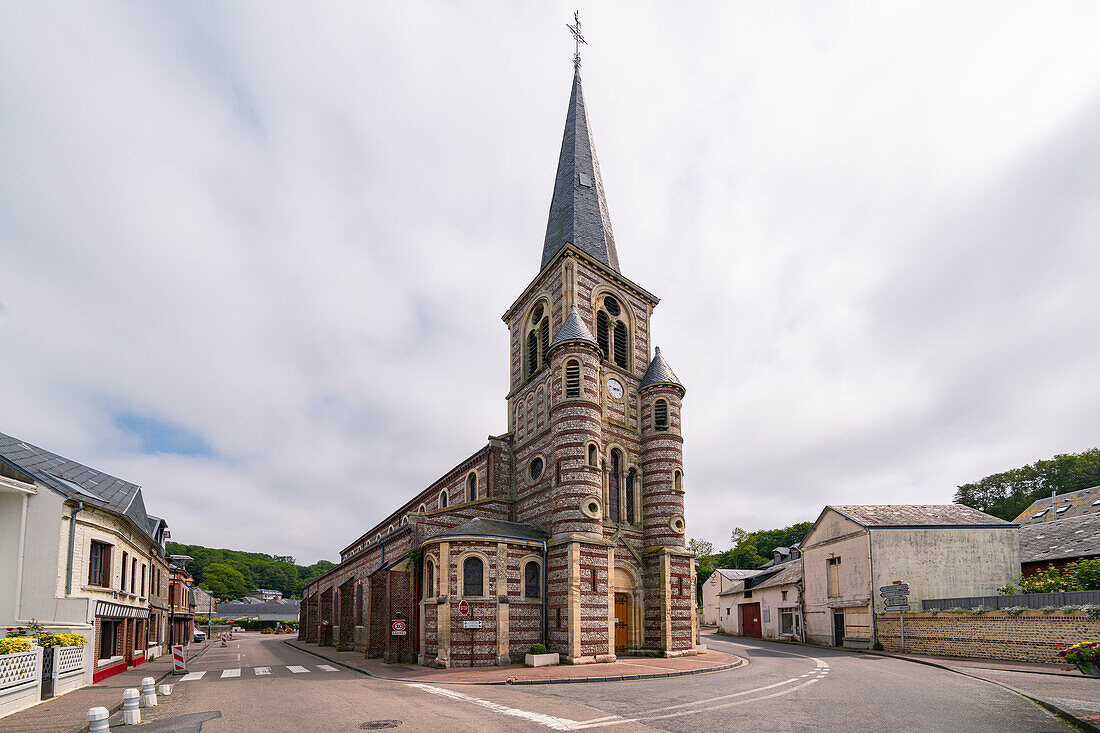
2,2,1099,564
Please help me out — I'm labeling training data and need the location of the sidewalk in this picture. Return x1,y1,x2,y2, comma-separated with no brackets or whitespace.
286,640,743,684
869,650,1100,731
2,642,213,733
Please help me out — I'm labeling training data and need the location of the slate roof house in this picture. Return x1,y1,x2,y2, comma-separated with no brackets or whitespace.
1018,512,1100,576
801,505,1018,648
700,569,763,626
0,431,178,685
717,560,802,641
301,61,696,666
1013,486,1100,525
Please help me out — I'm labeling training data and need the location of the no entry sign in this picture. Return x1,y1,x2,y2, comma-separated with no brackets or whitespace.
391,620,407,636
458,600,470,616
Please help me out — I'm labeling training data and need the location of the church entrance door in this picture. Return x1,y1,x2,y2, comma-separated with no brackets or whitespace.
614,593,629,652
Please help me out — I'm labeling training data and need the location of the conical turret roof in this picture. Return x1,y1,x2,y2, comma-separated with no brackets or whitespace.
541,69,620,273
640,347,683,389
550,305,597,346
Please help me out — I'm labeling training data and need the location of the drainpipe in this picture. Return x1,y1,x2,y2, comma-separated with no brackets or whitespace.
65,501,84,596
14,493,30,620
541,539,548,645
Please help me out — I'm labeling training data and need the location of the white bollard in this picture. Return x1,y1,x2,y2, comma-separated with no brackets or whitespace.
141,676,157,707
122,688,141,725
88,706,111,733
157,683,172,696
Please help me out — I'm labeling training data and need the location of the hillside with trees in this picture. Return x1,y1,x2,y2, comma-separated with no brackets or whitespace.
954,447,1100,521
166,542,334,600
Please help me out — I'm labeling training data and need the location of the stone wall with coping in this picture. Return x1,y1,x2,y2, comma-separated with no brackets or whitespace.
876,610,1100,664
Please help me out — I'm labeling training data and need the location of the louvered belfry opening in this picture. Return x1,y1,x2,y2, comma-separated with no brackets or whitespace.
539,316,550,366
596,310,610,359
527,330,539,375
526,303,550,377
654,399,669,431
613,321,627,367
594,296,629,370
565,359,581,397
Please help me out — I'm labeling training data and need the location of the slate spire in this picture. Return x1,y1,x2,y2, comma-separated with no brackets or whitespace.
541,68,620,273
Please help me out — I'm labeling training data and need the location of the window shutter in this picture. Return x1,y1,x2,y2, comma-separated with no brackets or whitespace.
613,321,628,368
596,311,610,359
565,360,581,397
654,400,669,431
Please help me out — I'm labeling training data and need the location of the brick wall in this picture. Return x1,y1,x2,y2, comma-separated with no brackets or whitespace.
876,611,1100,664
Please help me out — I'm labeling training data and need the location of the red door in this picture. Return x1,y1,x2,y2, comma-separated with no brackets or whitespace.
740,602,762,638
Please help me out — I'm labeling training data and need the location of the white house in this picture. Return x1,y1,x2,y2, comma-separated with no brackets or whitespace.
716,560,802,640
0,431,174,687
801,505,1018,648
700,569,763,626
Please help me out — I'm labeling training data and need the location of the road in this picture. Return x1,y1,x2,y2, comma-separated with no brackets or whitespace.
137,632,1070,732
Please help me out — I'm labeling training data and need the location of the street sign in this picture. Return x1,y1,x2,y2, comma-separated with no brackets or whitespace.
888,605,911,613
884,597,910,607
879,584,909,593
391,620,407,636
880,588,909,598
463,620,482,629
458,600,470,616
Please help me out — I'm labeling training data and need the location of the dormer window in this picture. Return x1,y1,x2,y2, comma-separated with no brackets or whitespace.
595,295,630,369
525,303,550,377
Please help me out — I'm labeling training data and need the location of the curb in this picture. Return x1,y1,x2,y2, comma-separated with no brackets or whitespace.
285,640,745,686
65,640,216,733
860,650,1100,732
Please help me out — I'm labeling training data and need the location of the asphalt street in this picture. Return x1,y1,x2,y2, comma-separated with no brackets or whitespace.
130,632,1072,732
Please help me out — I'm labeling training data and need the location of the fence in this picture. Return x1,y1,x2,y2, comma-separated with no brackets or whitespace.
42,645,87,699
921,590,1100,611
0,647,44,719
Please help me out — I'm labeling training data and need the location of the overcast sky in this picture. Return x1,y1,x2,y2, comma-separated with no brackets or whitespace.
2,3,1099,563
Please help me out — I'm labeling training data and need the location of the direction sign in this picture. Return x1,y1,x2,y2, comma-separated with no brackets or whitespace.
880,588,909,598
458,600,470,616
888,605,911,613
884,596,910,606
463,620,482,629
879,584,909,593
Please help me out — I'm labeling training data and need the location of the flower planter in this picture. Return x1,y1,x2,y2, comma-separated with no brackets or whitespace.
525,652,559,667
1077,662,1100,677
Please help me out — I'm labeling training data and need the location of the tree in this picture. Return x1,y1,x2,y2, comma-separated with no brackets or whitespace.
689,538,716,604
955,447,1100,521
200,563,250,600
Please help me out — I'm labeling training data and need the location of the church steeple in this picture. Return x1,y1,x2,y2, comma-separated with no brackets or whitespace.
541,68,620,274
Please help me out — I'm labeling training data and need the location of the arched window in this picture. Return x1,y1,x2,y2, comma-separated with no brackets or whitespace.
524,562,541,599
609,449,622,522
595,295,630,369
674,469,683,492
525,303,551,377
462,556,484,597
439,491,448,509
425,557,436,596
401,516,408,526
654,399,669,431
626,469,636,524
565,359,581,397
588,443,598,467
466,472,477,503
418,504,426,513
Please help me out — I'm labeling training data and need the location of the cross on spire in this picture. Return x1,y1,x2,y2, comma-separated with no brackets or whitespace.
566,10,587,69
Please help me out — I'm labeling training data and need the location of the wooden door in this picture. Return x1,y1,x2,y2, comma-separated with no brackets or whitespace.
740,602,762,638
614,593,629,652
833,610,845,647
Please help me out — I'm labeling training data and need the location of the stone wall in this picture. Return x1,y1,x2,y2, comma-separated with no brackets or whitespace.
876,610,1100,664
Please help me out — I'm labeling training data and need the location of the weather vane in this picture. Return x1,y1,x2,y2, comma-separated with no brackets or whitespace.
567,10,587,69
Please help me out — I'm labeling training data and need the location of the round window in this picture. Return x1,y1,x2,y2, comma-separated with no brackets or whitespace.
529,457,544,481
580,496,603,519
603,296,621,316
669,514,686,534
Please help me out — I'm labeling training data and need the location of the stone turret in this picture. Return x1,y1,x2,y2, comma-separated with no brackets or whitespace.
639,347,686,549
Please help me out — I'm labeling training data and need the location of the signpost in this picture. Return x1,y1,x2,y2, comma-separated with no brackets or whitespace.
391,620,407,636
879,581,910,652
457,600,474,666
458,600,470,616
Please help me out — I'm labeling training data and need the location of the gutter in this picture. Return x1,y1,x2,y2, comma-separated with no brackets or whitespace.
66,501,84,596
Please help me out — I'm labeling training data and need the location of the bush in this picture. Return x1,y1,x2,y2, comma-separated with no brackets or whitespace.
1003,606,1029,616
529,644,548,655
1082,604,1100,619
0,638,32,655
967,606,991,615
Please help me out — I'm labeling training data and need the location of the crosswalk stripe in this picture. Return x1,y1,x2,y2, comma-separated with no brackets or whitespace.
316,665,338,672
221,668,241,678
179,671,206,681
287,665,309,674
254,667,272,675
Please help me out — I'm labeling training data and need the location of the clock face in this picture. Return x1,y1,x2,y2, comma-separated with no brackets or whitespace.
607,378,624,400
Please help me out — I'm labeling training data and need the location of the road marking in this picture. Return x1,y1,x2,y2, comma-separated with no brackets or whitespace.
407,683,593,731
316,664,339,672
179,671,206,681
287,665,309,673
254,667,272,675
221,668,241,678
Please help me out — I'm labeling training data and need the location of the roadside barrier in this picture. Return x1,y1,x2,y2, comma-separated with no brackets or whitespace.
88,706,111,732
158,683,172,696
122,688,141,725
141,676,157,707
172,644,186,673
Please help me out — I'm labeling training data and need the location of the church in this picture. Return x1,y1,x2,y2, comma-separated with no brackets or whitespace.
300,59,696,666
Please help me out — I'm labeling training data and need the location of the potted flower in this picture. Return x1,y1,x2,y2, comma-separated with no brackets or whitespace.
525,643,559,667
1058,642,1100,676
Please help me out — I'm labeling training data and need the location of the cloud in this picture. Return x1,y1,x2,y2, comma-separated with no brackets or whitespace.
2,3,1099,561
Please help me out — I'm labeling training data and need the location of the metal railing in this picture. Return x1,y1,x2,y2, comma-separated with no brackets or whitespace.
922,590,1100,610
